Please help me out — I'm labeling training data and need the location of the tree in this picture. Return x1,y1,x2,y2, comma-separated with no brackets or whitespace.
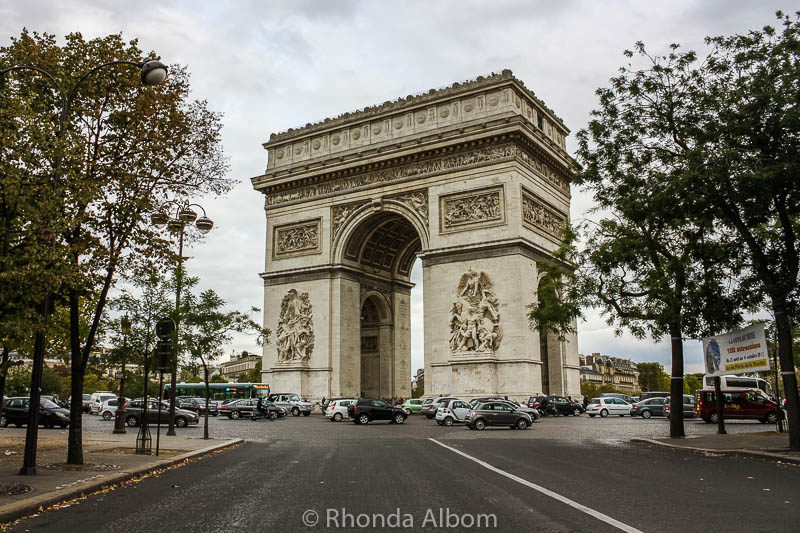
210,375,227,383
637,362,670,392
2,31,231,464
242,359,262,383
684,373,704,395
181,289,269,439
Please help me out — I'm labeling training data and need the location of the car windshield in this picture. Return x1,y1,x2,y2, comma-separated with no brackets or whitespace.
40,399,60,409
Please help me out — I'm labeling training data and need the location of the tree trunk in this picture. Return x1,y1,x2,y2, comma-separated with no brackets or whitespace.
669,326,685,438
0,346,9,424
203,365,209,440
774,303,800,451
67,289,84,465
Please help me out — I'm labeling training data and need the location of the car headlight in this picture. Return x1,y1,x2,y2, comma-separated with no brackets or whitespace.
56,412,68,418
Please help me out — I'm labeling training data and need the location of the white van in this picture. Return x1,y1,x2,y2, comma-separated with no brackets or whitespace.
88,391,117,415
703,375,773,398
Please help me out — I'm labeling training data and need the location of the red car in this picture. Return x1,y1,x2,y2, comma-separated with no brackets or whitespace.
695,389,782,424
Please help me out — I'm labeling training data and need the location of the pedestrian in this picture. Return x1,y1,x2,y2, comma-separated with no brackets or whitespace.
582,396,589,409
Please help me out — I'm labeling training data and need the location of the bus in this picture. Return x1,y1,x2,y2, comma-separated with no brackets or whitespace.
703,375,773,399
163,382,270,403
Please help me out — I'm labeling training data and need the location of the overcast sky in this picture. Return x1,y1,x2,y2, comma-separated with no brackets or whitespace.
1,1,787,374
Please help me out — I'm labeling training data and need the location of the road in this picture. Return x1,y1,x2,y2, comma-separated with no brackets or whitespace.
7,414,799,532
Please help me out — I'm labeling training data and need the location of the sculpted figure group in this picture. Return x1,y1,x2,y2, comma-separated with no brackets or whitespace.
448,270,502,353
276,289,315,362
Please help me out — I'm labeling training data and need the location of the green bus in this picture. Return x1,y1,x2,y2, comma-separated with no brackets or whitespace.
164,382,270,403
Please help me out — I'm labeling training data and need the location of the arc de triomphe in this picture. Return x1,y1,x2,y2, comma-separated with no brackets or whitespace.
251,70,581,402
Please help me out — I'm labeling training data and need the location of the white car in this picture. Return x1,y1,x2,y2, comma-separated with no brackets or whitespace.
586,397,632,418
435,399,472,426
98,397,129,420
325,399,356,422
89,392,117,415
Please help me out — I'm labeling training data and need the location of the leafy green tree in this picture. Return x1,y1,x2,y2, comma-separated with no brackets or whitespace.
2,31,231,464
637,362,670,392
181,289,269,439
683,373,704,395
210,374,227,383
5,365,32,397
241,359,262,383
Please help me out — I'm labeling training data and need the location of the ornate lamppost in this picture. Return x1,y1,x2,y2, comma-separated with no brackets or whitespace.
150,200,213,436
113,314,132,434
1,58,168,475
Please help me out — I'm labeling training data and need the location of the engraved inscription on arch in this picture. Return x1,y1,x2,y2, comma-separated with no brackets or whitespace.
273,218,321,259
521,187,567,239
439,185,505,233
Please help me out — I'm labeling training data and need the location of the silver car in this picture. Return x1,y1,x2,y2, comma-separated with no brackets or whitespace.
268,393,313,416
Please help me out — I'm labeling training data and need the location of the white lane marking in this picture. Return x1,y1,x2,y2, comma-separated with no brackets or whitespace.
428,438,644,533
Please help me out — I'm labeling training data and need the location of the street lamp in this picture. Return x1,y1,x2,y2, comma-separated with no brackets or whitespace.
1,58,168,475
150,200,213,436
113,314,132,434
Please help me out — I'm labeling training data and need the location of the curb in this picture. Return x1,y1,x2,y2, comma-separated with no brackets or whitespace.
631,437,800,464
0,438,243,524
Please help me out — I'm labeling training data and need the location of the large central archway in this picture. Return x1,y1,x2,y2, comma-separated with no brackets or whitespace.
337,205,426,400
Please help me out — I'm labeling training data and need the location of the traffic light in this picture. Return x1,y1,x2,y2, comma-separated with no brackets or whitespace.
156,339,173,372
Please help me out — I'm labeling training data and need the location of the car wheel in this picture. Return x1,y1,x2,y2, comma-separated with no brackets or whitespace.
60,423,68,429
394,413,405,424
474,419,486,430
0,416,7,427
175,417,187,428
516,418,528,430
126,415,139,427
765,412,779,424
102,411,113,421
600,409,609,418
573,407,581,416
292,407,300,417
270,412,278,420
642,410,651,419
231,410,240,420
333,412,343,422
302,411,310,416
709,412,720,424
444,417,454,426
358,413,369,425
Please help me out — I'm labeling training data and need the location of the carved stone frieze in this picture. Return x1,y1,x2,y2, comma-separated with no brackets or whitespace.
276,289,314,363
273,219,321,259
440,186,505,233
331,201,368,244
448,270,502,353
389,189,429,226
266,144,516,207
521,188,567,239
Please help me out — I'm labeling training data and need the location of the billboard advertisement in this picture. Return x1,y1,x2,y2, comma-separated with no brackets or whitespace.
702,323,769,376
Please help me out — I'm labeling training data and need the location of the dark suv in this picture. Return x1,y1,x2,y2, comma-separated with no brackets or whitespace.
466,401,532,430
347,398,408,425
176,397,219,416
1,397,70,429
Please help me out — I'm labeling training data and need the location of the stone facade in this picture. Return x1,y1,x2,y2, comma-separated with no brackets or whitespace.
580,353,639,393
252,70,581,402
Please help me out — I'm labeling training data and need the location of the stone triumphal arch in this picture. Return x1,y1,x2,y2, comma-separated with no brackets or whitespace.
251,70,581,402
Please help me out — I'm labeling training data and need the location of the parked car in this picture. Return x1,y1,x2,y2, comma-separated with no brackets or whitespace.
422,397,458,419
98,397,131,421
220,398,256,419
695,389,781,424
268,393,313,416
630,397,667,418
402,398,424,414
347,398,408,425
597,392,634,404
1,397,70,429
664,395,696,419
176,397,219,416
123,399,199,427
586,397,631,417
326,398,356,422
547,396,584,416
473,398,540,421
435,399,472,425
638,391,671,401
88,391,117,415
81,393,91,413
466,401,532,430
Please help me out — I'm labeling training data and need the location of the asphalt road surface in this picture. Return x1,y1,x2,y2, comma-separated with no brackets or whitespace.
7,415,800,532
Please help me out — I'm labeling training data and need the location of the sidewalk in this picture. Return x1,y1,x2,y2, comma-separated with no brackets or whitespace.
632,431,800,463
0,426,241,523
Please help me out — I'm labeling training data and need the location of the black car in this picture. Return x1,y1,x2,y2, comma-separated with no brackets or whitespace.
1,397,70,429
530,395,583,416
123,399,199,427
176,397,219,416
466,401,532,430
219,398,267,419
347,398,408,425
249,400,285,420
